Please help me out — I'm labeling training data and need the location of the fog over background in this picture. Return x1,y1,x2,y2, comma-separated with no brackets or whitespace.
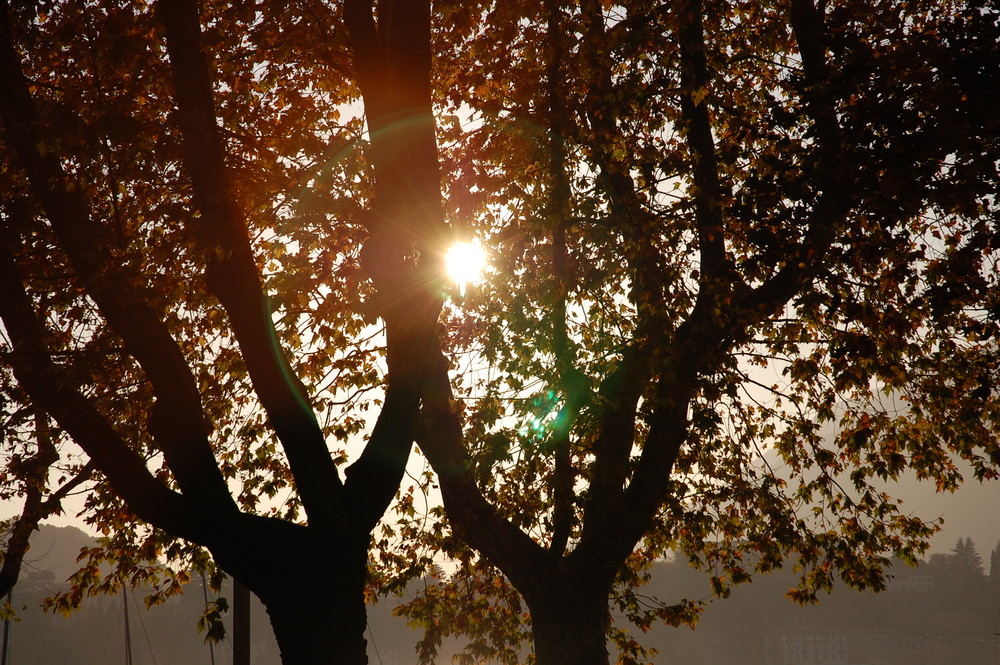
11,455,1000,560
0,468,996,665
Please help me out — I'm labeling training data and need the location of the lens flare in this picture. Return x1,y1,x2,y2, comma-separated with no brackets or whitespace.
445,240,486,296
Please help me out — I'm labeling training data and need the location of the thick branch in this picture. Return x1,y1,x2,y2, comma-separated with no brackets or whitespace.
0,502,45,597
579,344,650,542
342,0,381,107
544,0,577,557
0,6,233,511
0,237,208,541
736,0,850,322
581,0,855,568
576,0,663,539
0,421,95,598
157,0,343,525
344,0,443,262
590,2,743,548
339,0,447,533
677,0,732,288
579,0,668,320
417,349,548,594
0,409,56,597
343,319,433,533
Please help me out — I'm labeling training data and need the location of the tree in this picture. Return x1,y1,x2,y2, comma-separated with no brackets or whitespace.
392,1,1000,664
1,3,998,665
0,409,94,599
951,537,986,587
0,0,443,663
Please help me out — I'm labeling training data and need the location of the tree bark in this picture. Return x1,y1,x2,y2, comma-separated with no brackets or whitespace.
252,539,370,665
525,578,612,665
263,586,368,665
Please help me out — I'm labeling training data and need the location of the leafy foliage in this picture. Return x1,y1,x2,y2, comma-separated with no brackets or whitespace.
0,0,998,664
399,0,1000,662
1,0,436,661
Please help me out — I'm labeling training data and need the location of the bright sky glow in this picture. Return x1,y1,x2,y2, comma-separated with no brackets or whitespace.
445,240,487,297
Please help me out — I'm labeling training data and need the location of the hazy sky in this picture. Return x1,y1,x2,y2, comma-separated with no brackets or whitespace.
887,472,1000,556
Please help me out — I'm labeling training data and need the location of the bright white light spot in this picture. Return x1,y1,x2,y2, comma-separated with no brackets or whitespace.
445,240,486,297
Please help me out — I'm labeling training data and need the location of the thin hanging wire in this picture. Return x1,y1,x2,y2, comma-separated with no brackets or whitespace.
129,586,158,665
367,621,384,665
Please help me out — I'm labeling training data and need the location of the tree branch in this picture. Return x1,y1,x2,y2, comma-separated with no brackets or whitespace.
579,344,650,543
736,0,851,323
676,0,733,288
417,348,548,594
157,0,343,525
0,235,208,541
343,322,431,533
576,0,661,543
338,0,447,533
0,5,234,512
0,415,95,598
342,0,381,108
586,0,856,565
0,408,57,597
544,0,578,557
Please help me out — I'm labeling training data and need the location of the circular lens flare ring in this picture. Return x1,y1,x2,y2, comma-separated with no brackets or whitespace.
445,240,487,296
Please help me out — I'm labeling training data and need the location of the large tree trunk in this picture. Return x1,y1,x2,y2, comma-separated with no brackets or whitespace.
229,533,371,665
526,578,612,665
263,584,368,665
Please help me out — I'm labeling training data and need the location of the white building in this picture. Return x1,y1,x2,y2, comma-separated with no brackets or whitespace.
765,626,849,665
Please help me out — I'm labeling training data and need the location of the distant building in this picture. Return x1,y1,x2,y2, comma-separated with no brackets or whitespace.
23,568,57,592
765,626,849,665
857,629,949,665
931,609,981,633
662,630,729,665
885,574,934,593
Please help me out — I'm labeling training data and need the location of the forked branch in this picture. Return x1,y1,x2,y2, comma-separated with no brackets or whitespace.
0,4,233,511
158,0,343,525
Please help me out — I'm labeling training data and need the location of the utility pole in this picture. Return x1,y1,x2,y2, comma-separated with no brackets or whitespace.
233,579,250,665
201,573,216,665
2,589,11,665
123,587,133,665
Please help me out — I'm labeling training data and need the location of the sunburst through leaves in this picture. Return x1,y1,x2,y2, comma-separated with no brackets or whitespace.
444,240,487,297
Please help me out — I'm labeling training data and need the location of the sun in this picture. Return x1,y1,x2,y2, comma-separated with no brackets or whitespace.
445,240,487,296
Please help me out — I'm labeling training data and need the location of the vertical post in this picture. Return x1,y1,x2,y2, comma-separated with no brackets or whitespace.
2,589,12,665
201,572,216,665
123,587,133,665
233,579,250,665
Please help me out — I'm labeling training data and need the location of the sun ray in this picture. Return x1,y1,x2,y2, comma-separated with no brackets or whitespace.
445,240,487,297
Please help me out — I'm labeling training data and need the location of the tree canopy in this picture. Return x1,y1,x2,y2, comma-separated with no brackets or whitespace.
397,1,1000,662
1,0,999,664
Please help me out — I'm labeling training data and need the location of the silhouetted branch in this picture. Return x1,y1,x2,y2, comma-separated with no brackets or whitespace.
0,234,207,541
0,3,234,512
158,0,343,526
